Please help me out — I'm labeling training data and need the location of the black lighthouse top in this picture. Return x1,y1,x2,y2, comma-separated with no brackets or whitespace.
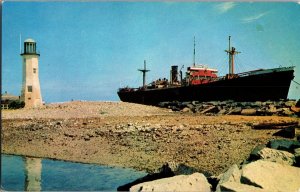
21,38,40,56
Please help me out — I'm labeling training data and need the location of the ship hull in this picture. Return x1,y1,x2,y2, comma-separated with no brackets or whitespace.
118,67,295,105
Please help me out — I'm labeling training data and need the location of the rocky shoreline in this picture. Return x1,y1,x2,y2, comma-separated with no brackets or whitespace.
2,101,300,190
158,99,300,117
119,138,300,191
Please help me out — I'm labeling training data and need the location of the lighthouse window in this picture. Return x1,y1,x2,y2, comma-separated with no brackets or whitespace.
23,58,26,63
33,68,36,73
28,86,33,92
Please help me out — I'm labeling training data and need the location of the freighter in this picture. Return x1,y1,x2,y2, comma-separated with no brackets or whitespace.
118,36,295,105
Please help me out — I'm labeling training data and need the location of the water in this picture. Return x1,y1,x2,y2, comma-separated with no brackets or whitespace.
1,154,146,191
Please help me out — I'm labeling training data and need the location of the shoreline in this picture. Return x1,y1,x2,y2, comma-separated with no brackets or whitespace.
2,101,299,175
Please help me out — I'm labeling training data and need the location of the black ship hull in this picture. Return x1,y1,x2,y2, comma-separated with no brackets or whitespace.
118,67,295,105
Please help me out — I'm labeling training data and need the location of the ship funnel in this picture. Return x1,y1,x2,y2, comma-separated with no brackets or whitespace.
170,65,178,84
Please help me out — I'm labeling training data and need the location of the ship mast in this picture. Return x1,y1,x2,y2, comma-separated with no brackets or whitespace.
138,60,150,88
193,36,196,67
225,36,240,75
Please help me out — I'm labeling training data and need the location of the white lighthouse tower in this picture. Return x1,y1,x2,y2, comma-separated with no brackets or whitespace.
20,38,43,108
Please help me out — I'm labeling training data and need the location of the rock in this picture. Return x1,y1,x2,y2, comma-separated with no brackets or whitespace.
291,106,300,113
219,181,267,192
255,101,262,107
158,102,169,108
266,105,277,114
207,101,219,106
285,100,296,107
130,173,211,192
273,126,295,138
117,163,175,191
257,147,295,165
247,144,266,161
252,121,298,130
83,135,90,141
229,107,242,115
186,104,195,109
218,109,227,115
241,109,256,116
200,106,216,114
267,139,300,152
216,164,241,192
181,107,191,113
241,160,300,191
282,108,294,116
170,163,199,175
296,99,300,107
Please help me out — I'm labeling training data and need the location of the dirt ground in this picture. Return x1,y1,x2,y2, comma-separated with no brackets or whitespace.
2,101,299,176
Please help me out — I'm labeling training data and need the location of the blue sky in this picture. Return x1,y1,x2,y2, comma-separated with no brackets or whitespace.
2,2,300,102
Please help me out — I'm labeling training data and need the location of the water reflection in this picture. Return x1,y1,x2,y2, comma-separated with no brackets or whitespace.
2,154,146,191
24,157,42,191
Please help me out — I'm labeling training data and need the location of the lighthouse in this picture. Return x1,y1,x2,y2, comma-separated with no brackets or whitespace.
20,38,42,108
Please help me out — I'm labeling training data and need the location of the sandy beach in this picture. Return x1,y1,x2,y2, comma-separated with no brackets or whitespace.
2,101,299,175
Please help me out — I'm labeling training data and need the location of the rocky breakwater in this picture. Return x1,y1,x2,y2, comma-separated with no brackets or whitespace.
216,138,300,192
118,122,300,192
158,99,300,117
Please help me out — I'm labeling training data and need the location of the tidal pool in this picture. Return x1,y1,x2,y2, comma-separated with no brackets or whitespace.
1,154,146,191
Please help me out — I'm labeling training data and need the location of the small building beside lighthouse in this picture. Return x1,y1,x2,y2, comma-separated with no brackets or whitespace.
20,38,43,108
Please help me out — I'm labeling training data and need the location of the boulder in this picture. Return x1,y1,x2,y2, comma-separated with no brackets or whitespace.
117,163,175,191
170,163,199,175
241,109,256,116
181,107,191,113
230,107,242,115
291,106,300,113
267,139,300,152
130,173,211,192
247,144,266,161
241,160,300,191
273,126,295,138
285,100,296,107
216,164,241,192
267,105,277,114
282,108,294,116
218,109,227,115
257,147,295,165
219,181,267,192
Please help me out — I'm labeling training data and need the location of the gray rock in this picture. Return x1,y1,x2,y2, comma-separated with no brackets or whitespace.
248,144,266,161
218,109,227,115
295,148,300,167
254,101,262,107
257,147,295,165
241,109,256,116
216,164,241,192
231,107,242,114
295,148,300,156
285,100,296,107
267,105,277,114
267,139,300,152
186,103,195,109
282,108,294,116
241,160,300,191
169,163,199,175
130,173,211,192
220,181,267,192
273,126,295,138
181,107,191,113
